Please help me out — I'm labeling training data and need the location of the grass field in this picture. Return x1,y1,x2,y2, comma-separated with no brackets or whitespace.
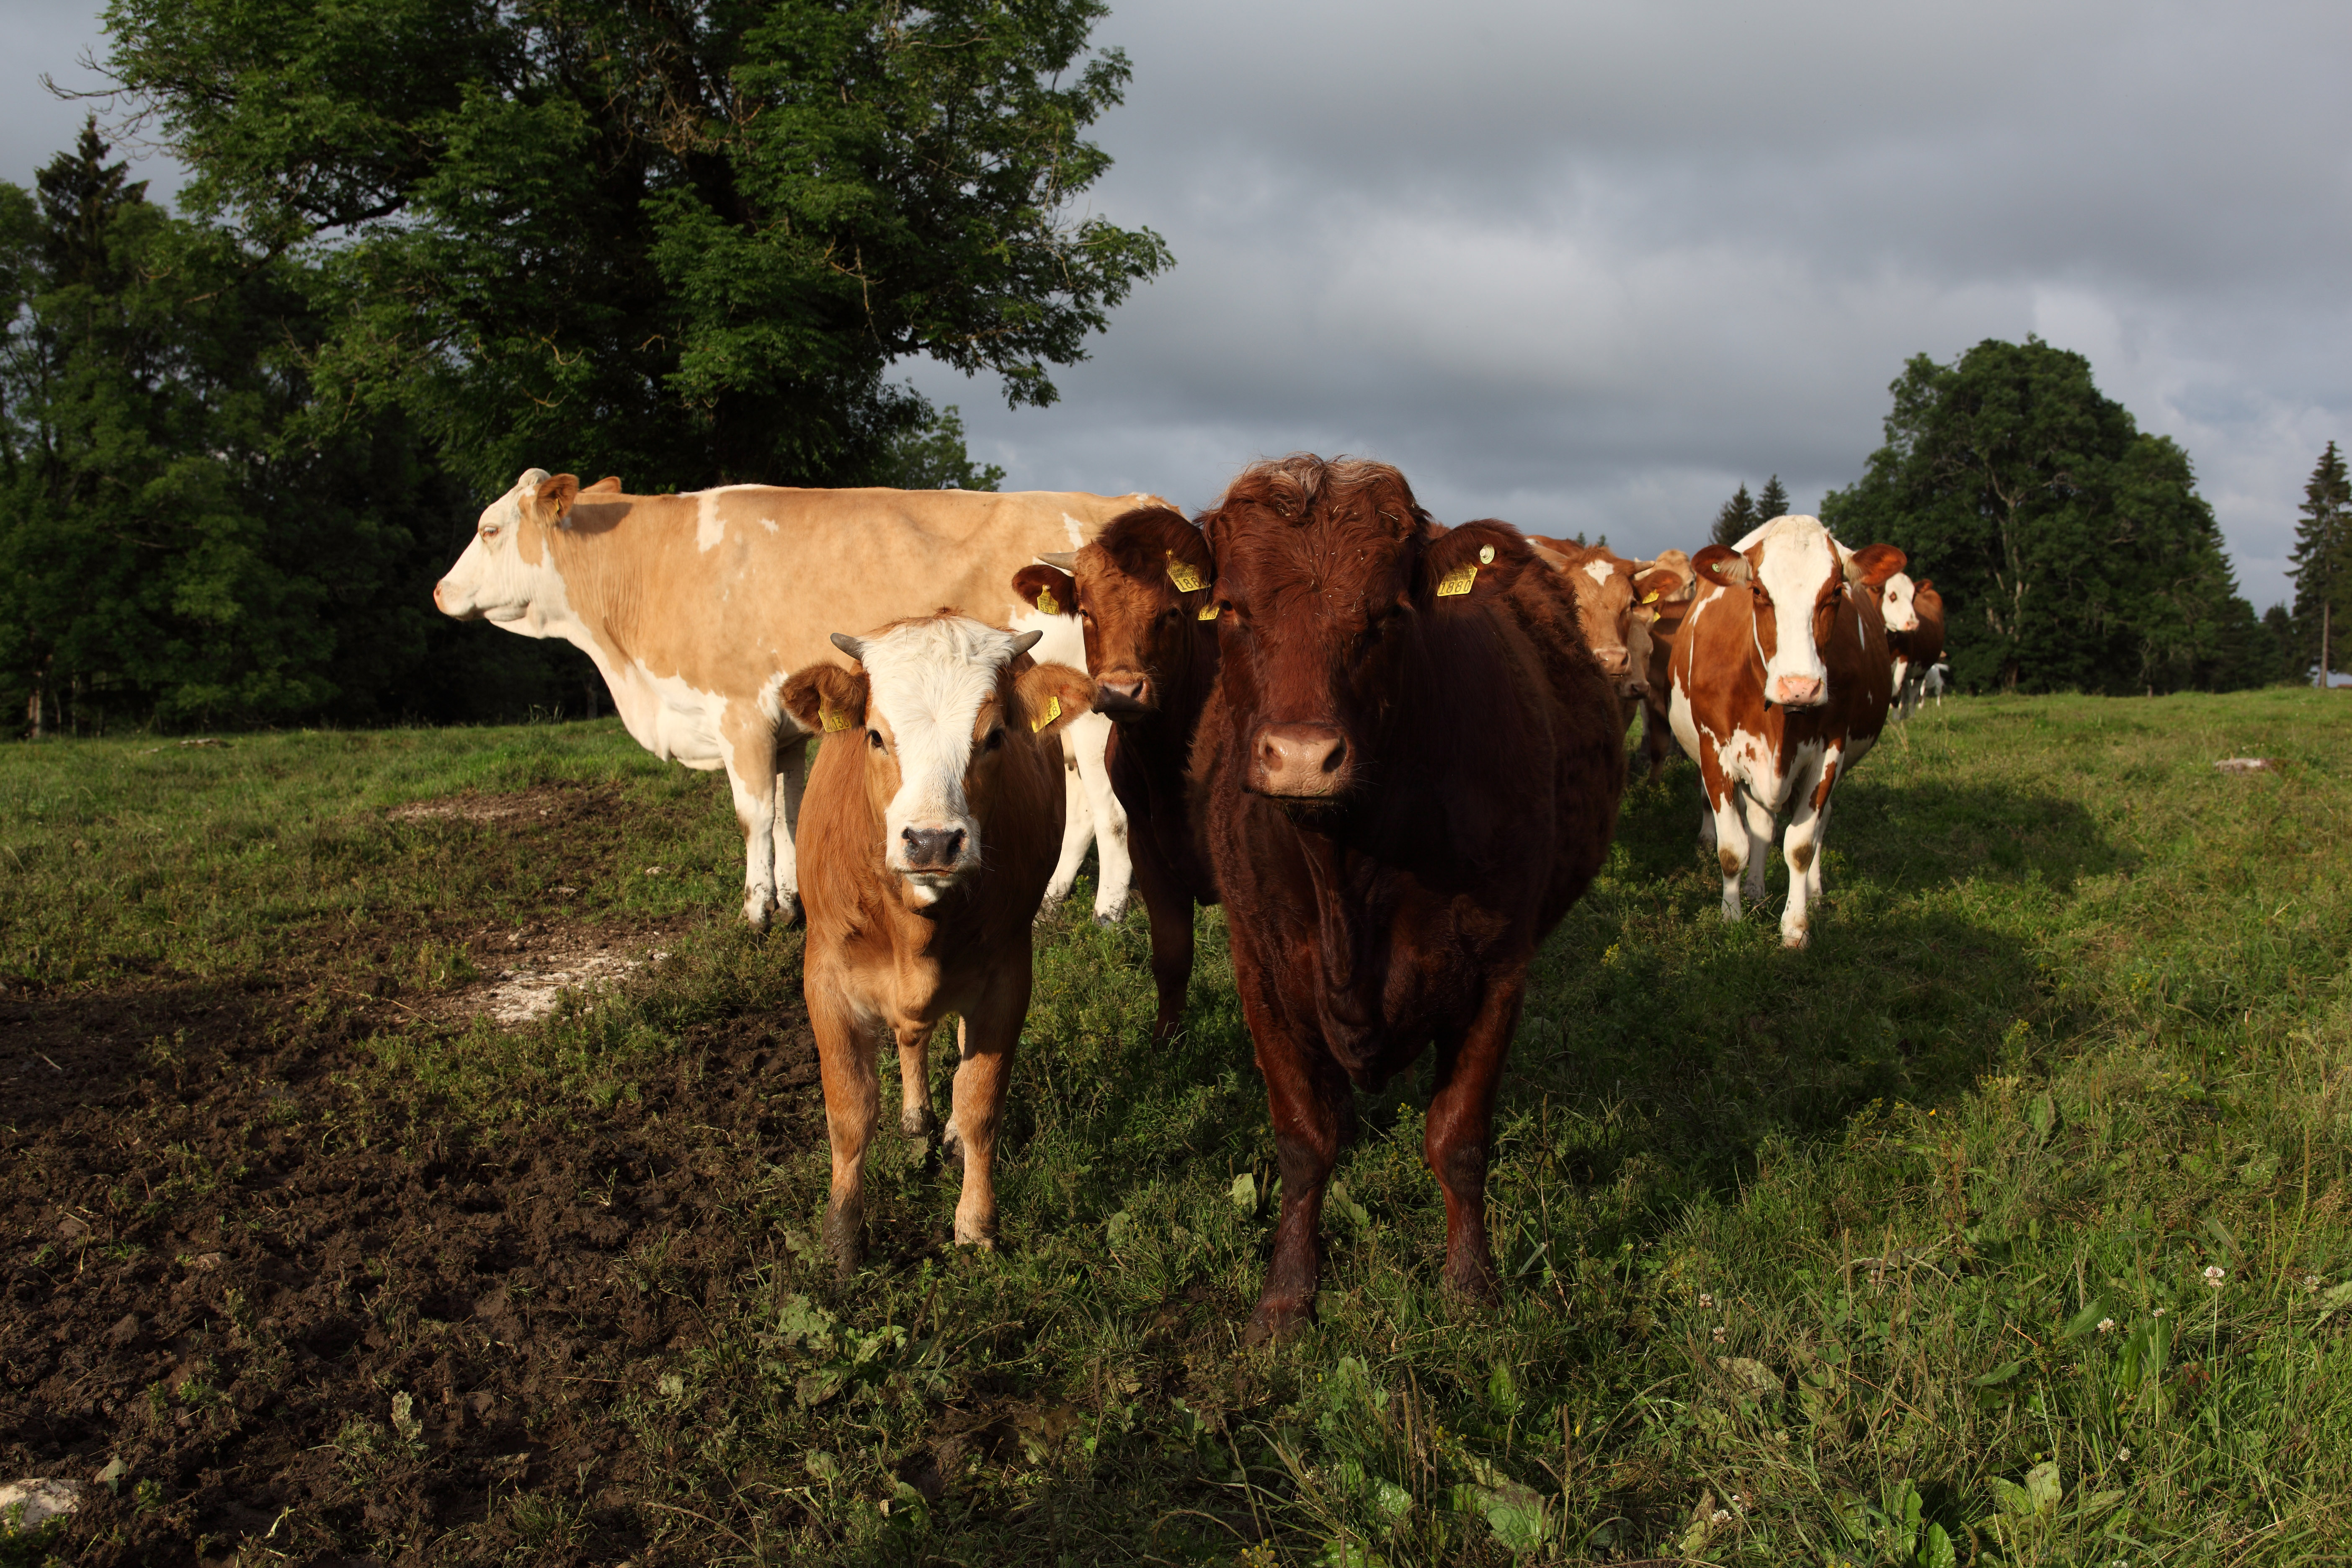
4,689,2350,1567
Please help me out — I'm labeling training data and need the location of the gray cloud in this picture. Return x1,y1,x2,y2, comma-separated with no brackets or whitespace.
7,2,2340,602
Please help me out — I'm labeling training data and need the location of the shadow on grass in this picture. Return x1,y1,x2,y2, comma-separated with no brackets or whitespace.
1611,755,2134,896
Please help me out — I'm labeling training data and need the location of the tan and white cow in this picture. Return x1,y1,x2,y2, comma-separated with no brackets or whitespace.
1667,516,1904,947
432,471,1161,927
780,615,1095,1274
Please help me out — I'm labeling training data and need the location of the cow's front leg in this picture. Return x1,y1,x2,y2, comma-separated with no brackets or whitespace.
1780,758,1839,949
808,985,882,1279
771,735,810,927
1130,818,1197,1042
1233,941,1345,1344
1426,976,1525,1305
722,736,779,929
1698,755,1748,921
895,1019,939,1154
945,969,1029,1249
1069,712,1133,922
1738,787,1777,906
1040,741,1092,913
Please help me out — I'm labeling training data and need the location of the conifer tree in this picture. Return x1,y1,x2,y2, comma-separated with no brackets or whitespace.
1754,474,1790,524
2288,441,2351,684
1711,483,1757,548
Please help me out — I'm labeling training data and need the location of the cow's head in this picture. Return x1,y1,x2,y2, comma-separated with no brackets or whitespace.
432,469,585,630
782,614,1092,906
1204,456,1517,801
1878,570,1921,634
1540,544,1643,695
1692,517,1902,709
1037,507,1216,718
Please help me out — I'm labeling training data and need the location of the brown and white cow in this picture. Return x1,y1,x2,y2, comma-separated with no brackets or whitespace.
1011,507,1224,1041
1527,539,1650,707
1623,549,1697,784
1668,515,1903,948
780,614,1095,1276
1892,578,1947,718
433,472,1161,927
1193,457,1624,1340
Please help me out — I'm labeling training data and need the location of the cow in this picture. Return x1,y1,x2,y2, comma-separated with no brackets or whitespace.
1892,579,1947,719
779,613,1096,1276
1191,456,1624,1341
1527,539,1645,699
1622,549,1697,784
432,471,1159,928
1666,515,1904,948
1011,506,1223,1041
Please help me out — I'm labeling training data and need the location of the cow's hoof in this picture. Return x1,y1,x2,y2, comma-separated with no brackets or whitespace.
1441,1261,1501,1309
1243,1293,1314,1348
743,900,774,931
774,895,803,929
1092,897,1130,925
821,1200,862,1281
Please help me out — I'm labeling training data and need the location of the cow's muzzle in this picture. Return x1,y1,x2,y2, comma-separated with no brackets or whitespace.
1771,675,1827,708
899,825,967,872
1094,672,1155,716
1249,723,1350,798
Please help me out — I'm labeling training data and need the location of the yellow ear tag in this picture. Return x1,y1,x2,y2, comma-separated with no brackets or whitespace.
1029,693,1062,733
821,708,851,733
1166,554,1206,593
1642,590,1659,604
1478,544,1496,565
1036,586,1059,616
1198,602,1221,621
1435,563,1479,597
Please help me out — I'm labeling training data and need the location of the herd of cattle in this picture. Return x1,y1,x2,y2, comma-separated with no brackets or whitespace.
431,456,1947,1340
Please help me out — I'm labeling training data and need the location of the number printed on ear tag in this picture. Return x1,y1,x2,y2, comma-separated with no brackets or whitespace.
822,709,851,732
1435,563,1479,597
1199,602,1220,621
1036,587,1059,615
1165,554,1206,593
1030,694,1062,733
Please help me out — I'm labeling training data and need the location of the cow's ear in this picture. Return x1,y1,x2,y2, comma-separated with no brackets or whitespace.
1916,577,1933,593
1012,565,1078,617
1632,564,1690,606
1845,543,1907,589
783,664,869,735
1692,544,1752,588
527,472,581,526
583,475,624,495
1013,661,1095,740
1417,520,1529,605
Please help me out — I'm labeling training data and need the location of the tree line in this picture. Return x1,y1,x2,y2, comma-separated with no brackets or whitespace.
1728,338,2322,696
5,0,1161,735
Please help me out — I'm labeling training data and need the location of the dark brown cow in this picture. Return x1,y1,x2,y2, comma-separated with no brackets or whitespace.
1665,516,1903,947
1892,578,1947,717
781,614,1096,1276
1191,457,1624,1340
1013,507,1223,1041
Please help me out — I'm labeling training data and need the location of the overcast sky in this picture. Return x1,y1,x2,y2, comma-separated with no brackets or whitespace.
9,1,2346,605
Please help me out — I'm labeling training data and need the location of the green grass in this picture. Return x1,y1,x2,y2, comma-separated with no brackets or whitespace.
7,690,2352,1565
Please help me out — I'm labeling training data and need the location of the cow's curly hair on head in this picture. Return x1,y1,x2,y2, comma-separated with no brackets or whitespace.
1214,454,1432,538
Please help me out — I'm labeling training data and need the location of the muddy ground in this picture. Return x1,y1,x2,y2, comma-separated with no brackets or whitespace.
0,786,823,1566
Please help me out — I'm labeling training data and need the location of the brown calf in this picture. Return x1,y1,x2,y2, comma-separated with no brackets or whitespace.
1014,506,1224,1041
1665,517,1903,947
1192,457,1624,1341
782,614,1096,1276
1622,549,1697,784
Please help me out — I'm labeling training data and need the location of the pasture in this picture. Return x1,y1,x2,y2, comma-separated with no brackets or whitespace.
3,690,2349,1566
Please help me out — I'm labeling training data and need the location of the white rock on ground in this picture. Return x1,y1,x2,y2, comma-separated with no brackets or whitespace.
0,1478,85,1534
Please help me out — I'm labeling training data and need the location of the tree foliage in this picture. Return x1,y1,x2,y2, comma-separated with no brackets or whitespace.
101,0,1173,496
2288,441,2350,681
1822,337,2271,695
1710,483,1756,548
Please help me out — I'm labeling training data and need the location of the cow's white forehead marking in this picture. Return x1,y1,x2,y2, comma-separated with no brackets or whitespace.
860,617,1022,837
1749,516,1836,687
1581,558,1614,587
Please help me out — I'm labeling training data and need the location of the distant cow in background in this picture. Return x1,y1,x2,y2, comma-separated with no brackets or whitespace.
433,472,1159,927
1624,549,1697,783
1667,516,1903,947
781,615,1095,1275
1893,579,1947,719
1528,539,1646,704
1013,506,1223,1042
1193,457,1623,1340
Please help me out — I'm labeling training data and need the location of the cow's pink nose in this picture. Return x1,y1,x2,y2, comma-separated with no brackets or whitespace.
1251,724,1349,797
1594,647,1629,675
1773,675,1826,707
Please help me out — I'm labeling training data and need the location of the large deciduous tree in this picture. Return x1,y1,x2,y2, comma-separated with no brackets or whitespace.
99,0,1173,497
1821,337,2264,695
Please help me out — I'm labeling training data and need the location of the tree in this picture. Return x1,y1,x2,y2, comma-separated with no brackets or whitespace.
883,406,1004,492
1711,483,1757,547
100,0,1173,498
1822,337,2262,694
2288,441,2350,683
1754,474,1790,524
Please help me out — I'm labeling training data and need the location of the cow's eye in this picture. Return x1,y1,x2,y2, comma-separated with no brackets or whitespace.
481,523,500,538
866,728,885,750
982,727,1005,753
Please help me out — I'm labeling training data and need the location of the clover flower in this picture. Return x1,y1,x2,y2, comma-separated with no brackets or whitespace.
2204,1264,2226,1289
1712,1325,1728,1345
2097,1317,2116,1334
1698,1293,1715,1310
